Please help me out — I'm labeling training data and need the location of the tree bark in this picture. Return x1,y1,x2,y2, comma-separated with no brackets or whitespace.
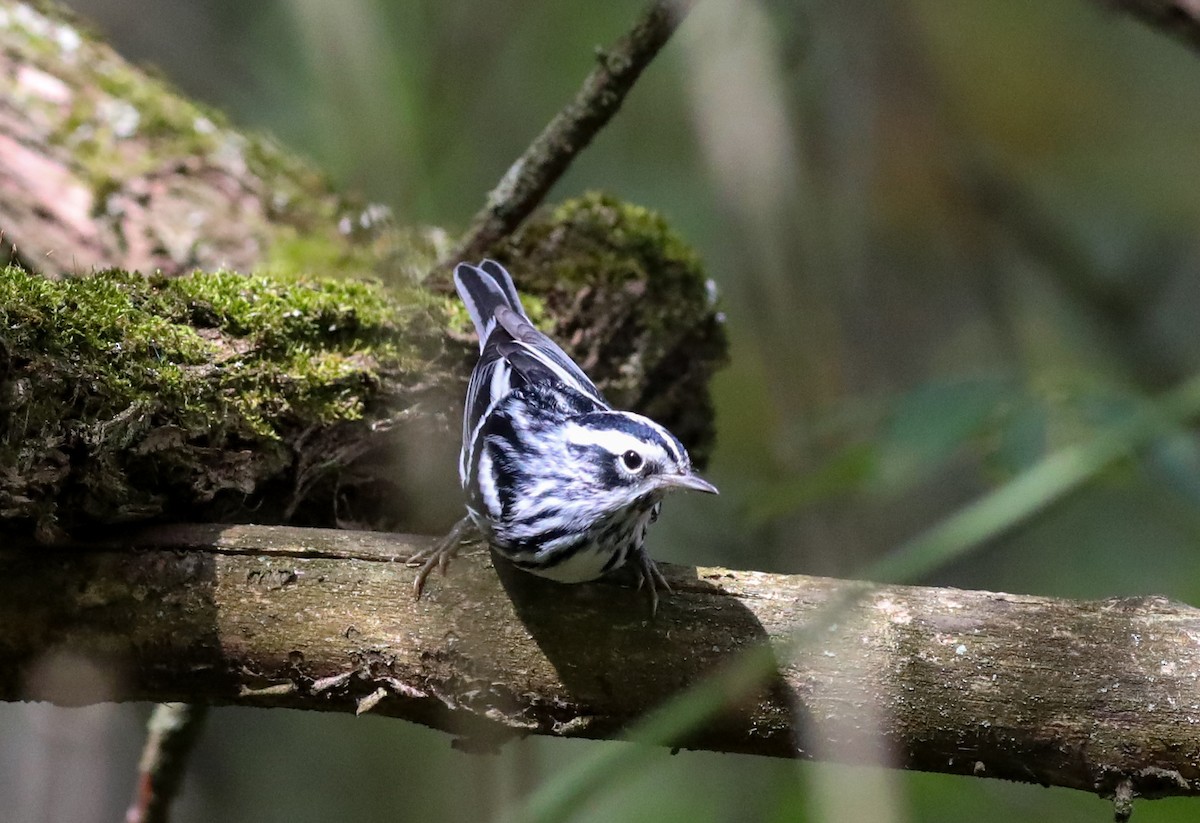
0,0,350,277
3,522,1199,803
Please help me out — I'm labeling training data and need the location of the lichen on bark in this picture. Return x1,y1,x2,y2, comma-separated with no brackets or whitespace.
0,0,354,277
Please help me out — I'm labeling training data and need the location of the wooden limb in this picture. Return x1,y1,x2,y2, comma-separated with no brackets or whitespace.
0,0,350,278
450,0,695,263
3,523,1200,804
125,702,209,823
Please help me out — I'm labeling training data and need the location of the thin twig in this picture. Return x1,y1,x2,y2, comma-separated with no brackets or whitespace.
125,703,209,823
1099,0,1200,53
449,0,695,264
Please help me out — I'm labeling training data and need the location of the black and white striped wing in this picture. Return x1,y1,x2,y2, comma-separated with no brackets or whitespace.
492,305,603,404
455,259,607,484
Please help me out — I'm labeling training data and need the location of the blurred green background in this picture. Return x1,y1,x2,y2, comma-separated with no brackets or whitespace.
7,0,1200,820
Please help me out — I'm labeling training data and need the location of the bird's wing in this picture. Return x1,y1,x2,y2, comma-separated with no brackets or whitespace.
455,259,606,483
492,305,604,404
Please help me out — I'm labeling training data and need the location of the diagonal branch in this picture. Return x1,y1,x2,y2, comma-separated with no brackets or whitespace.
450,0,695,263
1101,0,1200,53
4,523,1200,805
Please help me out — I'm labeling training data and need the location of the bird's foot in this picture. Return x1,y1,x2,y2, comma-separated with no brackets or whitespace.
408,515,474,598
632,550,672,617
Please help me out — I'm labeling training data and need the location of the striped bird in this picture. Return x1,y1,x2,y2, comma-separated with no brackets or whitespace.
411,260,716,613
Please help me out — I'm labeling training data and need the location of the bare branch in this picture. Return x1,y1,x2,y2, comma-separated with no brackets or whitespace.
3,523,1200,804
125,703,209,823
450,0,695,263
1102,0,1200,52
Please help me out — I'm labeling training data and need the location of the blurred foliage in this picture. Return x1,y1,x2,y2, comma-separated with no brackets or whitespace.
8,0,1200,820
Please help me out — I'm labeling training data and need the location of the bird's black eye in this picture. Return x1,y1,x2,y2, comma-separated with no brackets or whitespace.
620,450,644,471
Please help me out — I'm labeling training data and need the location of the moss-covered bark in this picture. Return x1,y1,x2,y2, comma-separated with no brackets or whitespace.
0,1,727,537
0,194,727,538
0,265,448,535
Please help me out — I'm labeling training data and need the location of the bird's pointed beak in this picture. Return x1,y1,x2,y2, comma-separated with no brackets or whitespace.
658,471,719,495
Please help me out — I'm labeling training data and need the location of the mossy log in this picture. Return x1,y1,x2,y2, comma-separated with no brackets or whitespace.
0,192,726,538
5,523,1200,805
0,2,726,538
0,0,352,278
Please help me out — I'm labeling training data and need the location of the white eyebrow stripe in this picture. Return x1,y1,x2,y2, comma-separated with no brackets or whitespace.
564,424,660,458
645,418,684,464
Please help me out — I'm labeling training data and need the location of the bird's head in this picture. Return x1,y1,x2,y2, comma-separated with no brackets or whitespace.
562,411,718,507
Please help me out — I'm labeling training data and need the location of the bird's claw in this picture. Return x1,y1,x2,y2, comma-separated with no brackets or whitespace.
409,515,473,599
632,552,671,618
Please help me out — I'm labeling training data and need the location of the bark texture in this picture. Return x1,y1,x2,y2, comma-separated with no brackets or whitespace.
3,523,1200,803
0,0,350,277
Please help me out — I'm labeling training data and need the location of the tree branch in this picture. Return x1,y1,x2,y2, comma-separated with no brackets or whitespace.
450,0,695,263
1101,0,1200,53
3,523,1199,803
0,0,353,277
124,702,209,823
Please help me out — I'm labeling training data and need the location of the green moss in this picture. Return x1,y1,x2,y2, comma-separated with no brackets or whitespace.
0,269,208,427
500,192,712,332
264,232,377,284
0,265,447,533
526,194,704,286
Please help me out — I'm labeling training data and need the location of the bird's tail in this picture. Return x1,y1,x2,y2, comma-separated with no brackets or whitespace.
453,260,526,352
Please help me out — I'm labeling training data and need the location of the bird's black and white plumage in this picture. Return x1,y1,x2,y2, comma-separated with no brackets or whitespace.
412,259,717,613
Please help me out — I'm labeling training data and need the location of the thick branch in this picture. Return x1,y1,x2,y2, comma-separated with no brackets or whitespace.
3,523,1200,802
0,0,352,277
450,0,694,263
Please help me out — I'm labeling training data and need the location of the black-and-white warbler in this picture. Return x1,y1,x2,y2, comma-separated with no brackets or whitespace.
410,259,717,613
